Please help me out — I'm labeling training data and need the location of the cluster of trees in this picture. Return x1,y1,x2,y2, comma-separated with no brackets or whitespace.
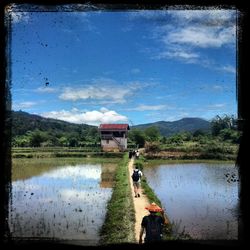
128,115,241,148
12,127,100,147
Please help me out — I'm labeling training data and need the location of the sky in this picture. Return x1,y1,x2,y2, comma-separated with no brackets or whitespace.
6,4,238,126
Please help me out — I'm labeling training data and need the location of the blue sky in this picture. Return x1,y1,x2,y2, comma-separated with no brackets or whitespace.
7,5,238,126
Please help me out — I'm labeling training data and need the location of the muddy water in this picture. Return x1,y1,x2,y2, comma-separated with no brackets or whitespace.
8,163,116,245
144,163,239,240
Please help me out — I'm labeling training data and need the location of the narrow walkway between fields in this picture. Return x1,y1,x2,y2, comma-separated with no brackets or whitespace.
128,157,150,244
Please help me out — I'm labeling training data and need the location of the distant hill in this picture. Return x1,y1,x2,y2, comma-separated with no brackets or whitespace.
11,111,211,138
11,111,96,137
132,118,211,137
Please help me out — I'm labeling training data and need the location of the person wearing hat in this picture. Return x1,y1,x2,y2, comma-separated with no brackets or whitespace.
139,202,169,244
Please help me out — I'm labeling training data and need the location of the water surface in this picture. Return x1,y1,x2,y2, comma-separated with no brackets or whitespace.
9,163,116,244
144,163,239,239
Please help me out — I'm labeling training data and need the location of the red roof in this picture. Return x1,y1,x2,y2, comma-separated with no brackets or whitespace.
99,124,130,130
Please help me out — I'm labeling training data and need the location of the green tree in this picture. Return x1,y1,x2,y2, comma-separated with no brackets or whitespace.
168,134,183,145
128,129,146,148
59,136,68,146
68,137,78,147
219,128,240,143
144,126,160,142
29,130,47,147
193,129,206,137
88,127,99,137
211,114,237,136
160,136,167,144
12,135,30,147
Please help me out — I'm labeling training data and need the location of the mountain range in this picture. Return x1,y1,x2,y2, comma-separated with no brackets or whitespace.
132,118,211,137
11,111,211,137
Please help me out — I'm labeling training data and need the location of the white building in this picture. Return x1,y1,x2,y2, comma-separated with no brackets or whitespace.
98,124,130,152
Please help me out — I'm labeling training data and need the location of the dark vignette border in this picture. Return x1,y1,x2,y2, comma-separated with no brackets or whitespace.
0,0,248,249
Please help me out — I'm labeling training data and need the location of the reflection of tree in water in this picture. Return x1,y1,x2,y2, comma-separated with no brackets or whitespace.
100,164,116,188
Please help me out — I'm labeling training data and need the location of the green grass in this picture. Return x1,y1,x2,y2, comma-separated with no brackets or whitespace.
99,153,136,245
11,147,124,158
143,158,236,167
154,141,239,160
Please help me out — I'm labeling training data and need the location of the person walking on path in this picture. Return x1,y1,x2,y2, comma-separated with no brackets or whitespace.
139,202,169,244
135,150,140,159
131,165,143,198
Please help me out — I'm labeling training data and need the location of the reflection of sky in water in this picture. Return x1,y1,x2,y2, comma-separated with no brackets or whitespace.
9,164,113,243
144,163,239,239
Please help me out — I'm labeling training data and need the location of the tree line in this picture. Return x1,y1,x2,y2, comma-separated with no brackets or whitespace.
11,114,240,148
128,114,240,149
12,127,100,147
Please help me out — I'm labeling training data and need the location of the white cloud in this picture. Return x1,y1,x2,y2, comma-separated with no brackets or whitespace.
166,25,235,48
131,68,141,74
219,65,236,74
35,87,57,93
59,85,131,104
143,9,237,72
41,107,128,125
212,85,224,91
155,48,200,62
58,78,151,104
168,9,236,26
128,104,167,111
207,103,226,110
13,101,37,109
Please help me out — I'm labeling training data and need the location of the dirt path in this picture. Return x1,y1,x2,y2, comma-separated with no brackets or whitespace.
128,157,150,244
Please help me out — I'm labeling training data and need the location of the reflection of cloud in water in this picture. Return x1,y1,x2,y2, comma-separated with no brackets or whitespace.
12,181,40,191
40,165,101,180
59,188,111,202
9,163,114,241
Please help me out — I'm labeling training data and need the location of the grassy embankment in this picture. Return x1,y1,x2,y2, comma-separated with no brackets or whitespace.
99,153,136,245
144,140,239,161
12,147,124,158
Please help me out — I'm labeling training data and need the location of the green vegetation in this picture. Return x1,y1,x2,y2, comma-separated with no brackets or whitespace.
11,111,100,148
10,111,239,243
141,115,241,161
144,159,235,167
12,111,240,161
12,147,124,159
99,153,136,245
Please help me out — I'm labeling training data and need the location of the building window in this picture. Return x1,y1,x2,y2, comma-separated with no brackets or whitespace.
106,140,109,144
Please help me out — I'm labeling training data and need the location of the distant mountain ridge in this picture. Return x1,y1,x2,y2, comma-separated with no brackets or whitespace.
11,111,211,137
11,110,96,137
132,118,211,137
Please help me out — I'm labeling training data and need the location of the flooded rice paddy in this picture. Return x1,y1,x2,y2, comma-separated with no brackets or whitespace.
8,161,117,245
144,162,239,240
